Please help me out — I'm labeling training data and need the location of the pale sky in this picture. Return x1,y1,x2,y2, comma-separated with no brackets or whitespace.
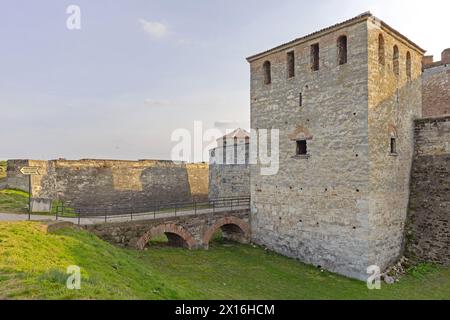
0,0,448,161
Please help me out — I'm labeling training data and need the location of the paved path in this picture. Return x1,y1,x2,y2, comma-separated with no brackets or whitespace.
0,206,249,226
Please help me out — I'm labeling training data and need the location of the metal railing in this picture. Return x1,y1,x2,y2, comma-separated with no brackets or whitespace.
55,196,250,225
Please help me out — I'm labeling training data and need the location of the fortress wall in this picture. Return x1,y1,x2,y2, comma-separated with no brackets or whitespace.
6,159,209,209
422,64,450,117
367,19,423,271
209,164,250,199
209,143,250,199
249,19,372,280
6,159,30,192
405,116,450,265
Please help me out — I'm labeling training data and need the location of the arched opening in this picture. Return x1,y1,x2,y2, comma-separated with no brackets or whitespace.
337,35,347,65
203,217,251,249
406,51,412,80
263,61,271,85
393,45,399,76
378,34,385,66
145,232,188,248
136,224,196,250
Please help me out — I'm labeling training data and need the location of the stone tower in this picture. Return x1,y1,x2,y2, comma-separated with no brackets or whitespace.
209,128,250,199
247,12,424,280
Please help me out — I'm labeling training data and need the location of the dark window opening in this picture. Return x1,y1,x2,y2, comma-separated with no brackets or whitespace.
299,92,303,107
311,43,319,71
406,51,412,79
378,34,385,66
223,138,227,164
390,138,397,154
263,61,271,85
287,51,295,78
296,140,307,155
234,137,238,164
245,137,249,164
393,45,399,76
337,36,348,65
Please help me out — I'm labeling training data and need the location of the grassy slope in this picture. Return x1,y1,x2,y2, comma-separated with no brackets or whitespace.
0,189,29,214
0,222,449,300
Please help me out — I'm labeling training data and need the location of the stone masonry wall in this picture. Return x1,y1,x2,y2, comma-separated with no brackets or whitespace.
248,14,425,280
6,159,208,209
422,64,450,117
367,19,423,272
405,116,450,265
209,164,250,199
86,210,250,249
209,143,250,199
249,18,371,280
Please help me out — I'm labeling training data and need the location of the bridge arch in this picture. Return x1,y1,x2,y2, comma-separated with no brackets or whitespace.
202,216,251,249
136,223,196,250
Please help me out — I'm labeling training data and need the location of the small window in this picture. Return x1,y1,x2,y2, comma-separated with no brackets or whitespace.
378,34,385,66
406,51,412,80
311,43,319,71
296,140,307,155
337,36,347,65
287,51,295,78
263,61,271,85
299,92,303,107
234,137,238,164
223,138,227,164
390,138,397,154
393,45,399,76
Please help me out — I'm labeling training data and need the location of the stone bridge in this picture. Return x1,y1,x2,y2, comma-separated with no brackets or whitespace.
85,209,251,250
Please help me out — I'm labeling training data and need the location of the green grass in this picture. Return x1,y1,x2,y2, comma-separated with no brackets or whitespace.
0,161,6,180
0,189,74,216
0,222,449,300
0,189,29,214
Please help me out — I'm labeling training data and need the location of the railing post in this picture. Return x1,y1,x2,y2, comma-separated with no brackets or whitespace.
213,201,215,213
105,214,107,223
231,199,233,210
194,201,197,215
78,210,80,225
175,203,177,216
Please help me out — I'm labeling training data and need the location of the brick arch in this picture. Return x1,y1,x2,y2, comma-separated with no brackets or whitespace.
136,223,196,250
202,216,251,248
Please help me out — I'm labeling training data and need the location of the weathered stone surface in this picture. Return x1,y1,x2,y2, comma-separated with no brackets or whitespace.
367,18,423,274
6,159,209,209
422,63,450,117
247,14,424,280
31,198,52,213
209,132,250,199
405,116,450,265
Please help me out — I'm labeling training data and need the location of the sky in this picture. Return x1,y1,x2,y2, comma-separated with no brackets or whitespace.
0,0,448,161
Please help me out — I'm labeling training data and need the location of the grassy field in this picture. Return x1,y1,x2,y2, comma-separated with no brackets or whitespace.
0,189,29,214
0,222,449,300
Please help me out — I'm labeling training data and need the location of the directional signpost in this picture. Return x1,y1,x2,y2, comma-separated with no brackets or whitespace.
20,167,40,220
